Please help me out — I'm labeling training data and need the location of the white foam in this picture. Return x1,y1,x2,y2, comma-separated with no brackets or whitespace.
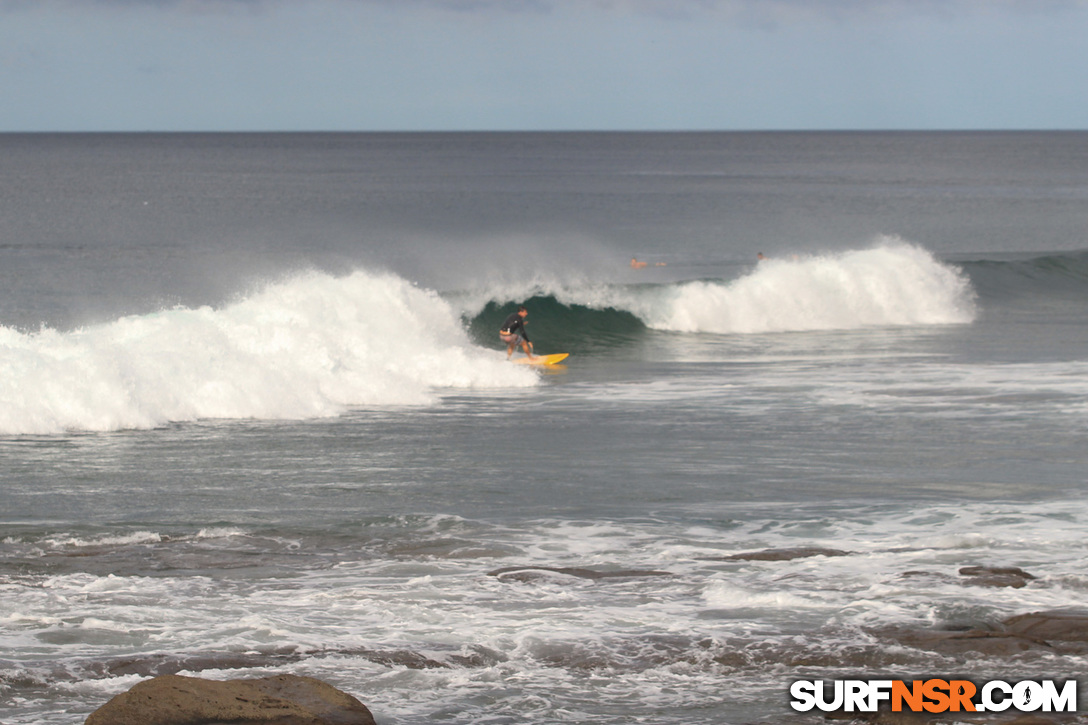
194,527,250,540
10,502,1088,724
523,240,976,335
644,241,976,334
39,531,163,549
702,580,829,610
0,269,537,435
802,359,1088,419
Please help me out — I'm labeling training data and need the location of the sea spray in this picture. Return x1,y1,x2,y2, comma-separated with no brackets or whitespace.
0,269,536,435
645,242,977,334
456,242,977,338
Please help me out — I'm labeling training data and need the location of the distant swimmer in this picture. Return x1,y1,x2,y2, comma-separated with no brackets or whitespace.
630,257,648,269
757,252,767,261
500,305,534,360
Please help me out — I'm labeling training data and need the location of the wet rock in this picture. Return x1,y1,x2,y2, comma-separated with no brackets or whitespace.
1001,610,1088,642
872,626,1052,657
870,609,1088,660
898,570,958,584
95,650,303,678
84,673,376,725
708,546,851,562
487,566,672,583
959,565,1037,589
76,643,494,685
88,648,442,679
355,649,447,669
446,644,508,668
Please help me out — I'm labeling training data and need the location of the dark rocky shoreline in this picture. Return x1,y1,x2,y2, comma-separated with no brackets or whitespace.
81,548,1088,724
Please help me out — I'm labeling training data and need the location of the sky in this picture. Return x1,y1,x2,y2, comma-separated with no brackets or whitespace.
1,0,1087,131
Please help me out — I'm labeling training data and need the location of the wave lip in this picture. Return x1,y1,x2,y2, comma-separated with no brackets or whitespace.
0,269,536,435
647,242,977,335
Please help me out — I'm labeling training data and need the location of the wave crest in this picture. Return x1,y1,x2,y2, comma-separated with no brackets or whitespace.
0,269,535,435
651,242,975,334
465,242,977,339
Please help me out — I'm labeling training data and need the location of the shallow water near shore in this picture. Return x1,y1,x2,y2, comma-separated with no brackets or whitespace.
2,132,1088,723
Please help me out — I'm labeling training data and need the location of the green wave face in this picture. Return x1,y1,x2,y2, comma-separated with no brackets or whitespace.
467,296,648,354
464,247,1088,355
960,250,1088,311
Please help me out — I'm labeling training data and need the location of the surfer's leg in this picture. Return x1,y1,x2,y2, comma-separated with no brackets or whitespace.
500,332,516,358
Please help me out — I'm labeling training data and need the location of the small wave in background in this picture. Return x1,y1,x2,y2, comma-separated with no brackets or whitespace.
959,249,1088,315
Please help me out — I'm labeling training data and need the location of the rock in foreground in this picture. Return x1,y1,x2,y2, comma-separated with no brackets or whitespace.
85,673,376,725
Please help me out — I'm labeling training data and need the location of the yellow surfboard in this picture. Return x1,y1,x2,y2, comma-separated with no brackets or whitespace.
511,353,569,366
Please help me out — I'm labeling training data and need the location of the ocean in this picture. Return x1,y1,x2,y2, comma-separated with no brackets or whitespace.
1,132,1087,724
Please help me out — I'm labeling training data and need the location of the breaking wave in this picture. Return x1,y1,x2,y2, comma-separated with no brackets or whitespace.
0,269,536,435
465,241,978,343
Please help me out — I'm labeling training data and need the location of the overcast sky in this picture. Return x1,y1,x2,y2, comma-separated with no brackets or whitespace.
1,0,1087,131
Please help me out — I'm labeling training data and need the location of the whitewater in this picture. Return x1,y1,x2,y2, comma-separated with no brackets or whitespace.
521,240,977,334
0,242,975,435
3,131,1088,725
0,269,536,434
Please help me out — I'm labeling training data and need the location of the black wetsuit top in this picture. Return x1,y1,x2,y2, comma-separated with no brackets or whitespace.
500,312,530,343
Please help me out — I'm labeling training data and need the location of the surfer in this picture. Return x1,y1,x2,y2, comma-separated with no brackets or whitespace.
630,257,648,269
500,306,534,360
